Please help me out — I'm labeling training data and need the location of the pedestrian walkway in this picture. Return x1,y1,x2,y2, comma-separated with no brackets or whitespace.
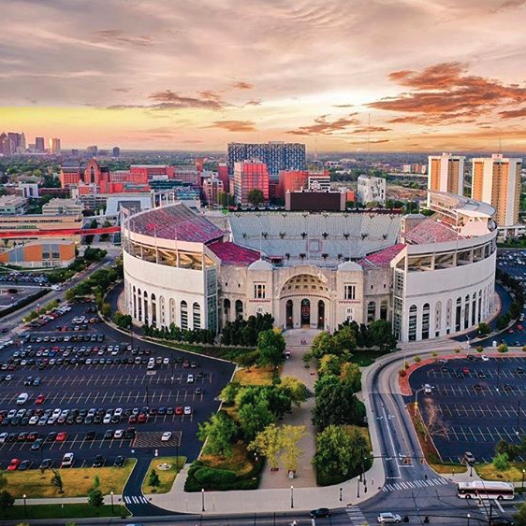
346,504,368,525
259,328,319,489
381,477,449,492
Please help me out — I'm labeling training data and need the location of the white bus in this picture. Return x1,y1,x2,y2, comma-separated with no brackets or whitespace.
457,481,515,500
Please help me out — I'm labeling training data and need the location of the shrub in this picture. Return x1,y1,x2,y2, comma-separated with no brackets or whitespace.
522,346,526,353
404,361,410,370
398,369,406,377
193,467,237,485
498,343,509,353
413,356,421,363
454,348,461,354
432,352,438,358
476,346,484,353
493,453,509,471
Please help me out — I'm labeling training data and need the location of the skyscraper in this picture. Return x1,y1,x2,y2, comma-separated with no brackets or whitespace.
50,138,61,155
112,146,120,158
427,153,465,202
234,161,269,205
227,141,306,176
0,133,14,156
471,154,522,226
35,137,45,153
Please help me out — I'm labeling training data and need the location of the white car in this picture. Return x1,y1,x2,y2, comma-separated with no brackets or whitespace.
103,414,112,424
61,452,74,468
29,415,39,425
52,408,62,418
424,384,432,394
0,432,8,443
481,355,489,362
377,512,402,523
163,357,170,365
161,431,172,442
17,393,29,405
114,429,124,439
184,406,192,415
187,374,194,384
7,409,17,419
114,408,123,418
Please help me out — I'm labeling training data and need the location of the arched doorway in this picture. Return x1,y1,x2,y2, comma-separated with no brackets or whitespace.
286,300,294,329
301,299,311,327
318,300,325,329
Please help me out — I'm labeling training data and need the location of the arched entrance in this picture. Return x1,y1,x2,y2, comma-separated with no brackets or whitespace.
318,300,325,329
301,299,311,327
286,300,294,329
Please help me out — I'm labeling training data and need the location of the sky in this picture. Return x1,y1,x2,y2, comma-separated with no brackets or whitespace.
1,0,526,152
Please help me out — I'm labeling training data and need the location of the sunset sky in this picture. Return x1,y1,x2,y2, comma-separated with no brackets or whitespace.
1,0,526,152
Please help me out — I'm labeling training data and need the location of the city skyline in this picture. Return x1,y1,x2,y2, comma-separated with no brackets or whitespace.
1,0,526,152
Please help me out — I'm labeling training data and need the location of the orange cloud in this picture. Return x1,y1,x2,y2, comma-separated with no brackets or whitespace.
287,114,360,135
232,81,253,90
149,89,226,110
206,120,257,132
499,107,526,118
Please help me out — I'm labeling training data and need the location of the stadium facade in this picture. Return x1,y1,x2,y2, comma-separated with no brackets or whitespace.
122,191,498,343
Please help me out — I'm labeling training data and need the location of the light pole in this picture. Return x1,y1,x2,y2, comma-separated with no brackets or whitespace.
469,464,473,477
110,490,114,514
290,485,294,509
467,513,471,526
522,469,525,492
339,487,343,501
201,488,205,512
23,494,27,517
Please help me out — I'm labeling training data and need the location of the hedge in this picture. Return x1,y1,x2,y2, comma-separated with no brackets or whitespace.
0,289,49,319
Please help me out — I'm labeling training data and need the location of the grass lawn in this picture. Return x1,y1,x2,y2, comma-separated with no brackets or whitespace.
349,350,389,367
201,443,254,477
0,504,129,521
3,458,136,498
234,365,277,386
430,462,467,475
142,456,186,494
476,462,526,481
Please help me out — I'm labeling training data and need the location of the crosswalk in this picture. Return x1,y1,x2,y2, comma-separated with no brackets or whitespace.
346,505,368,525
382,477,449,492
124,495,149,504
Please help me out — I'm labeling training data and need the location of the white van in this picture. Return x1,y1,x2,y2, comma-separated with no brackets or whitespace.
147,358,155,370
16,393,29,405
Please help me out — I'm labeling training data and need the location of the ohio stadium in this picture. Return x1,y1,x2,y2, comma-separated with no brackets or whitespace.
121,191,498,343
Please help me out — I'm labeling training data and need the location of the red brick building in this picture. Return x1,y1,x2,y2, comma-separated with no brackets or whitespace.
233,161,269,205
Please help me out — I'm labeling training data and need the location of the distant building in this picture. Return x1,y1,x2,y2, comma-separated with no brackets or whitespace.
278,170,308,199
471,154,522,227
308,173,331,192
357,175,386,205
71,149,79,156
130,165,175,182
427,153,465,202
227,142,306,176
35,137,45,153
202,177,224,206
50,138,61,155
42,198,84,215
285,189,347,211
0,213,83,243
86,145,98,156
234,161,269,205
217,163,229,193
112,146,120,158
0,133,15,156
0,240,76,268
17,183,39,198
0,196,28,215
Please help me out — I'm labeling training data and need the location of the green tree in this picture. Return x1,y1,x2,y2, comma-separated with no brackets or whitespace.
101,303,111,318
51,469,63,493
339,362,362,393
477,322,491,336
0,490,14,513
257,329,286,368
333,324,357,353
238,399,275,442
278,377,307,406
514,502,526,526
220,381,241,405
493,452,509,471
368,320,397,350
310,332,337,359
280,425,306,473
148,469,160,488
88,489,104,508
93,475,100,489
0,472,6,489
197,411,237,458
248,424,283,470
247,189,265,207
314,425,367,484
318,354,342,377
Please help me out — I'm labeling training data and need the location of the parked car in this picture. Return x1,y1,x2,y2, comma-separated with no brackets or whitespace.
61,452,74,468
377,512,403,523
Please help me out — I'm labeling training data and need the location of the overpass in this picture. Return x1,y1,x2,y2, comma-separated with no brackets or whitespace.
0,226,121,239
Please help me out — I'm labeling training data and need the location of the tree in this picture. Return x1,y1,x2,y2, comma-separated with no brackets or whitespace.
88,489,104,508
318,354,342,377
278,377,307,406
148,469,161,488
514,502,526,526
257,329,286,368
101,303,111,318
51,469,63,493
280,425,306,473
477,322,491,336
197,411,237,458
493,452,509,471
333,324,357,353
247,189,265,207
314,425,367,484
238,399,275,442
0,490,14,513
368,320,397,350
423,404,448,440
310,332,337,359
0,472,6,489
248,424,283,470
339,362,362,393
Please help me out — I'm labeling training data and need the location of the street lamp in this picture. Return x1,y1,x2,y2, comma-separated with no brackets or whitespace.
522,469,525,492
201,488,205,512
470,464,473,477
467,513,471,526
23,494,27,517
290,486,294,509
110,490,114,514
339,487,343,501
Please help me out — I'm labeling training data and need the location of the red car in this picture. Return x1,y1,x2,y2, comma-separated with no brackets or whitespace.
56,432,67,442
128,415,137,424
175,406,183,416
137,413,147,423
7,458,20,471
35,394,45,404
462,367,469,374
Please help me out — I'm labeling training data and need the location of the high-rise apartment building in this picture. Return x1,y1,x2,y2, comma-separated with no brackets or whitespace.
357,175,386,205
471,154,522,227
227,142,306,176
427,153,465,201
234,161,269,205
202,177,224,206
50,138,61,155
35,137,45,153
217,163,229,194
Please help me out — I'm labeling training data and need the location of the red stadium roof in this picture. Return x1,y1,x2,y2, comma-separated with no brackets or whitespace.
208,241,260,266
359,243,406,269
404,218,461,245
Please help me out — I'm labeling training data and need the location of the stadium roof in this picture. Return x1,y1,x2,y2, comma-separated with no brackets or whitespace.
208,241,260,266
404,218,461,245
359,243,406,269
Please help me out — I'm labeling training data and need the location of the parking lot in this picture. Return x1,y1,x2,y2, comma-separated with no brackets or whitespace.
408,355,526,463
0,299,234,472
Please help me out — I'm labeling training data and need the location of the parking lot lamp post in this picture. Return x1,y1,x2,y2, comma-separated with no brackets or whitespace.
290,485,294,509
357,477,360,499
110,491,114,514
23,494,27,517
340,487,343,501
201,488,205,512
469,463,473,477
522,469,525,492
467,513,470,526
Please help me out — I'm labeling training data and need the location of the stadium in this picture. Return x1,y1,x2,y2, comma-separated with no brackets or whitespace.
121,191,498,343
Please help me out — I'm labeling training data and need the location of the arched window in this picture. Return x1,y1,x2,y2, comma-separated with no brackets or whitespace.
159,296,165,327
446,299,452,334
455,297,462,331
380,300,388,320
223,299,231,323
408,304,418,341
193,302,201,330
367,301,376,324
143,291,149,324
422,303,430,340
235,300,243,320
471,293,477,326
181,300,188,330
464,294,470,329
169,298,176,327
435,301,442,334
150,293,157,327
137,288,142,320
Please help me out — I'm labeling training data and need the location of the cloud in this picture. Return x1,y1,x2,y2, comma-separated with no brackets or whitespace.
232,81,253,90
113,87,131,93
499,107,526,118
244,99,262,106
287,114,361,135
94,30,154,47
206,120,257,132
348,139,390,145
148,90,226,110
368,62,526,124
492,0,526,12
349,126,392,134
333,104,354,108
